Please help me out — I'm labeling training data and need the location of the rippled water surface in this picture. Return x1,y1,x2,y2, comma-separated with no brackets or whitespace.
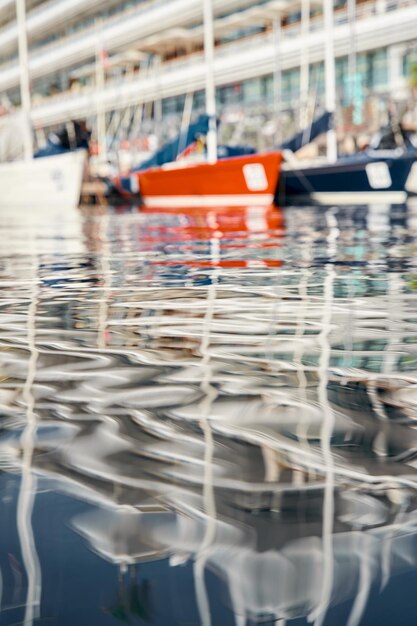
2,201,417,626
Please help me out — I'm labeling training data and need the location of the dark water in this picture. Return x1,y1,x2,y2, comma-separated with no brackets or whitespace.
1,201,417,626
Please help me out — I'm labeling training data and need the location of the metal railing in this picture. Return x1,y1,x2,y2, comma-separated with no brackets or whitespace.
1,0,414,108
1,0,414,74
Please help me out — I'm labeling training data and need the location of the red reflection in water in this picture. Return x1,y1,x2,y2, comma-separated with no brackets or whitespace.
84,204,284,268
141,204,284,268
141,204,283,236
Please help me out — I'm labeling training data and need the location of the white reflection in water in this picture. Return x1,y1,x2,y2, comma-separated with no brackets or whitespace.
1,204,417,625
17,257,41,626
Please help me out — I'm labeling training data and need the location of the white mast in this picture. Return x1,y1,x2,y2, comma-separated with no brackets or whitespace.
203,0,217,164
95,24,107,163
16,0,33,160
347,0,357,106
299,0,311,130
323,0,337,162
273,15,282,145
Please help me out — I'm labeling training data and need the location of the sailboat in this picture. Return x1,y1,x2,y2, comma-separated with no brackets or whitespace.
116,0,282,209
277,144,416,205
0,0,86,211
275,0,415,206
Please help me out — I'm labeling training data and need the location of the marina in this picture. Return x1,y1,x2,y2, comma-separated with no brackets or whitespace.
1,0,417,624
1,0,417,207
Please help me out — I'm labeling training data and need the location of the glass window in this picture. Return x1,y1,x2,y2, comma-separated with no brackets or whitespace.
403,49,417,78
282,68,300,104
336,56,348,89
263,75,274,103
357,48,388,91
242,78,263,104
217,83,242,106
192,90,205,112
370,48,388,88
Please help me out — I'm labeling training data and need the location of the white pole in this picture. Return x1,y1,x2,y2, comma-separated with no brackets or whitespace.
347,0,356,106
323,0,337,162
203,0,217,164
299,0,310,130
95,24,107,162
16,0,33,160
273,15,282,145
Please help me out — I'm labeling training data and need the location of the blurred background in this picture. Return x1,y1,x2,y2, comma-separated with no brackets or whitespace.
1,0,416,174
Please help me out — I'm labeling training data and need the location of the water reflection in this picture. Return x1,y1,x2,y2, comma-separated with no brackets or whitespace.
1,202,417,625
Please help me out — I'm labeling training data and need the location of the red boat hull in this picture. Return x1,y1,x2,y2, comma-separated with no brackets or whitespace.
132,152,282,208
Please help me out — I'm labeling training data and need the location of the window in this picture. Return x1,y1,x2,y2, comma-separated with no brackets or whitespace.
242,78,263,104
370,48,388,88
282,68,300,104
403,49,417,78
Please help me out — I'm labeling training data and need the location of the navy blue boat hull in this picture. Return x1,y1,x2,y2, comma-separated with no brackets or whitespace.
276,150,416,205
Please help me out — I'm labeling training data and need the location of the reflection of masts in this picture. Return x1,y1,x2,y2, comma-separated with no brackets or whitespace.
310,210,337,626
346,531,372,626
380,496,408,591
17,257,42,626
98,210,111,350
383,273,402,376
366,204,391,422
293,245,314,484
194,236,221,626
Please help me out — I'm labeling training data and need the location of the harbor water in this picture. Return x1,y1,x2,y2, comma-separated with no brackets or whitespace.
2,201,417,626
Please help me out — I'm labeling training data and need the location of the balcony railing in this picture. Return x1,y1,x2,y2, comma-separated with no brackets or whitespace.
0,0,415,96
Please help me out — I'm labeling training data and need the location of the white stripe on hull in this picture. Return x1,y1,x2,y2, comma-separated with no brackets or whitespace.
142,193,274,208
286,190,408,205
0,150,86,211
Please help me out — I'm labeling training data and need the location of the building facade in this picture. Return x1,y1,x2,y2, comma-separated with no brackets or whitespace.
1,0,416,152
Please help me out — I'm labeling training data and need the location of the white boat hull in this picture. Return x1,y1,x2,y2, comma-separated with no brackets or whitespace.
0,150,86,211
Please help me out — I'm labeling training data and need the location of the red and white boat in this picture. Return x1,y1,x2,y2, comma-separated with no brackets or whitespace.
128,151,282,208
114,0,282,210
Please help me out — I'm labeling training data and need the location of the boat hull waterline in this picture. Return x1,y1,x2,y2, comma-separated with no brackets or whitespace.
128,152,282,208
0,150,86,210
